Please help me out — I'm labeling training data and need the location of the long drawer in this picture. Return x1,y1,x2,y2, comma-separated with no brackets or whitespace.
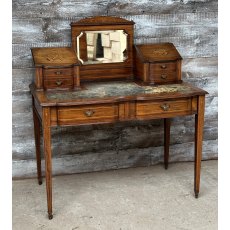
57,104,119,125
136,98,195,118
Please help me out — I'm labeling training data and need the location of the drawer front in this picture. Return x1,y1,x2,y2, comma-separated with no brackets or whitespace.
150,72,177,84
57,104,119,125
136,98,192,118
150,62,177,72
43,68,73,78
44,77,73,89
149,62,179,84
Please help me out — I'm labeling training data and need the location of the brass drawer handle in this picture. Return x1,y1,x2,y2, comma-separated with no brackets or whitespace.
55,71,62,75
56,80,63,86
84,110,95,117
160,104,170,111
161,65,167,69
161,74,167,80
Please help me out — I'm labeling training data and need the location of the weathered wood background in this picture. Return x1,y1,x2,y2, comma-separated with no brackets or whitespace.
12,0,218,178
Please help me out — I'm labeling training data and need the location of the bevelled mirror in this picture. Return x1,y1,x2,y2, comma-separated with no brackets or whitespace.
71,16,134,81
77,30,128,65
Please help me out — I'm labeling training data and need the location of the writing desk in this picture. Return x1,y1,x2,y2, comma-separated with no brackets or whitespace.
30,16,208,219
30,81,206,219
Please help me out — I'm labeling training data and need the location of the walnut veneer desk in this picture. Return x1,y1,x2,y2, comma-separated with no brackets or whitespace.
30,16,207,219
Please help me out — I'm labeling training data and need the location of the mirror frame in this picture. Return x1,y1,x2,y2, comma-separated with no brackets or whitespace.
71,16,135,81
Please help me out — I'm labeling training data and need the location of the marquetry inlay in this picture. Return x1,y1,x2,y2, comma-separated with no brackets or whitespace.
45,49,64,62
152,49,168,56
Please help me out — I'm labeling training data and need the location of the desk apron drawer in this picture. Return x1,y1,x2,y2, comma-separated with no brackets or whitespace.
57,104,119,125
136,98,194,119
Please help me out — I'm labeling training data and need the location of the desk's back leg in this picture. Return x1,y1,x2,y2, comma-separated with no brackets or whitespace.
32,99,42,185
42,107,53,219
164,118,171,169
194,95,205,198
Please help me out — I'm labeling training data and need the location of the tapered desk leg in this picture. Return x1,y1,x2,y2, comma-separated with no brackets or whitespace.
194,95,205,198
42,107,53,220
32,100,42,185
164,118,171,169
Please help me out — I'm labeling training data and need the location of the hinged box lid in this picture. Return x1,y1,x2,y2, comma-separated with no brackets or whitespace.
31,47,79,67
135,43,182,63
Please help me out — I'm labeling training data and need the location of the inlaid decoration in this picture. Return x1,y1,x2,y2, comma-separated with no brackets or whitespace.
152,49,168,56
45,49,64,62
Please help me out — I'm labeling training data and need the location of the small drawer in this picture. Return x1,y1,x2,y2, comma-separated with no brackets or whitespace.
44,77,73,89
136,98,192,118
43,68,73,78
57,104,119,125
150,62,177,72
150,72,177,84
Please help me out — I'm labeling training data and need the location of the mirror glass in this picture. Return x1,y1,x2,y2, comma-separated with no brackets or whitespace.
76,30,128,65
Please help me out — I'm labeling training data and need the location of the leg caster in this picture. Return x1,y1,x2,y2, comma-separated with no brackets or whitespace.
48,213,53,220
164,164,168,170
38,180,42,185
195,192,199,198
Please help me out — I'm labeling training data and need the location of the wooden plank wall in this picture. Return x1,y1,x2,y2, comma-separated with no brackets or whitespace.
12,0,218,178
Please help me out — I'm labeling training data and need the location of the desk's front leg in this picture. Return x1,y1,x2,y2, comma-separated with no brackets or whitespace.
42,107,53,219
194,95,205,198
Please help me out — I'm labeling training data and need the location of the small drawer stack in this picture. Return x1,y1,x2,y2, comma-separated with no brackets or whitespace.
43,67,74,90
134,43,182,85
31,47,80,90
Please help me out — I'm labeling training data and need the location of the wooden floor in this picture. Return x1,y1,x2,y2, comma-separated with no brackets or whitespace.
13,160,217,230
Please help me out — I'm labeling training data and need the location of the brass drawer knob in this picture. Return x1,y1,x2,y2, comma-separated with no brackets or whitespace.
161,65,167,69
84,110,95,117
161,74,167,80
160,104,170,111
55,71,62,75
56,80,63,86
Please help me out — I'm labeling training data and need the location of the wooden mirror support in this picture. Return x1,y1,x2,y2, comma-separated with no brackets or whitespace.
71,16,135,82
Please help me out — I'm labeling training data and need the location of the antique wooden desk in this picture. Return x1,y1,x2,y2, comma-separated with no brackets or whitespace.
30,16,207,219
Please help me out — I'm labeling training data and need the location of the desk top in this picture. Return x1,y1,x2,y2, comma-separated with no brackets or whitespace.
30,81,207,107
